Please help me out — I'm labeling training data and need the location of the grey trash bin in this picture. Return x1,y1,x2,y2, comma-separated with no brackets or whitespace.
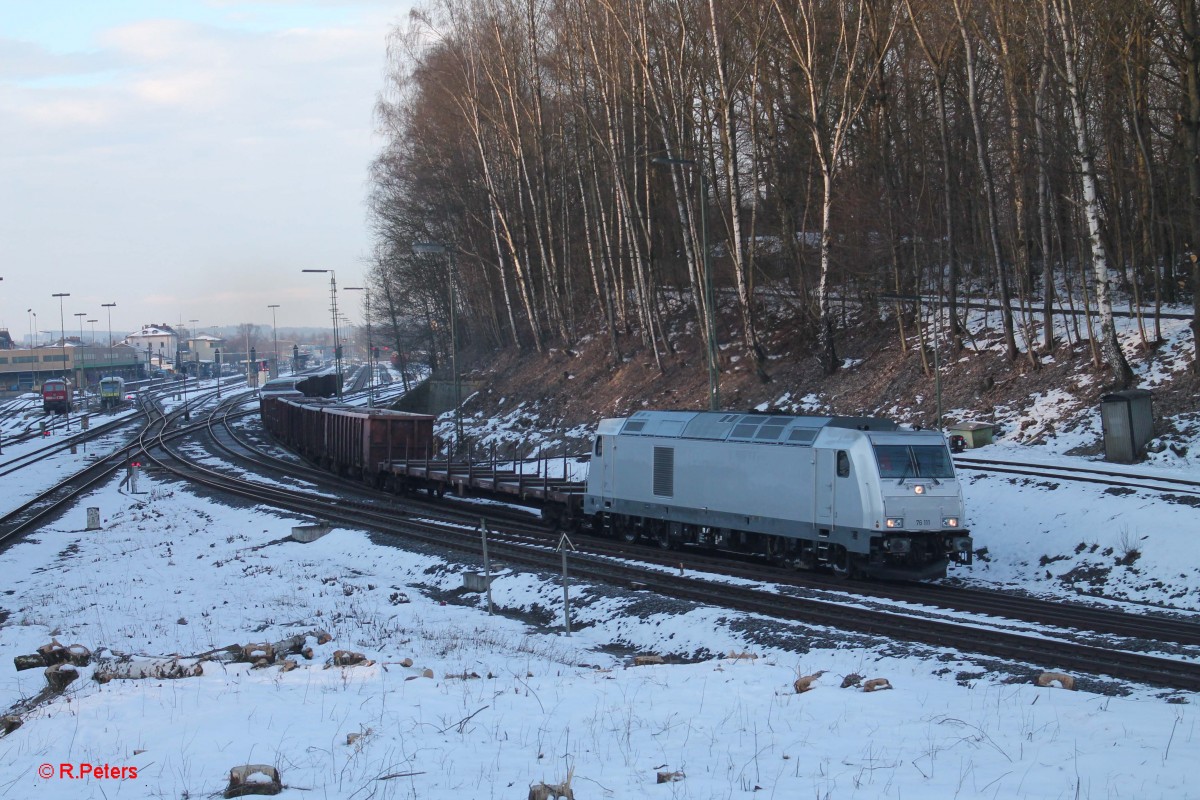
1100,390,1153,463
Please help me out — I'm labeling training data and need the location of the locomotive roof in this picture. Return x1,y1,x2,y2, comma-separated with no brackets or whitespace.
608,410,898,445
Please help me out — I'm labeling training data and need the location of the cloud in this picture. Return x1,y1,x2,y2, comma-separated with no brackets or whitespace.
133,70,225,107
14,94,116,126
0,3,403,332
0,36,116,82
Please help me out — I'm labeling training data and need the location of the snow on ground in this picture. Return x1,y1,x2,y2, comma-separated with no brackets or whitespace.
0,470,1196,800
1,311,1198,798
958,468,1200,608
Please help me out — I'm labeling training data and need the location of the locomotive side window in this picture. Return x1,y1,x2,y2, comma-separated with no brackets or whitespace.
836,451,850,477
593,436,603,456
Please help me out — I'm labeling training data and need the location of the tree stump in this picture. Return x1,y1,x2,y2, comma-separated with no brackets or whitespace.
64,644,92,667
223,764,282,798
36,640,66,665
45,663,79,693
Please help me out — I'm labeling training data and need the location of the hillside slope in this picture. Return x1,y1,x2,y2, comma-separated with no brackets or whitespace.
447,302,1200,464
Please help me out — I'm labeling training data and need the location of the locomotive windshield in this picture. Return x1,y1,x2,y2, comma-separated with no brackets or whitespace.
873,444,955,479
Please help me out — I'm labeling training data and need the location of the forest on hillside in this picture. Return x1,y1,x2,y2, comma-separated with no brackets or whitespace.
363,0,1200,390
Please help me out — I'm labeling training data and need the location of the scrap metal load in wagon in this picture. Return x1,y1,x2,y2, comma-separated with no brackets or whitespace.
259,399,971,580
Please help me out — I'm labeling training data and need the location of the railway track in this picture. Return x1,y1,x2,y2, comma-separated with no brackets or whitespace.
175,403,1200,692
0,410,142,478
222,406,1200,654
954,454,1200,497
14,388,1198,693
0,388,226,547
0,409,159,547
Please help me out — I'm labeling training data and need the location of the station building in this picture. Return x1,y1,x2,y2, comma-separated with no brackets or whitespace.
124,323,180,372
0,332,144,396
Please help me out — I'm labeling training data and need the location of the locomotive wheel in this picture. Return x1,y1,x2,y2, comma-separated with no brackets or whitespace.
830,546,854,579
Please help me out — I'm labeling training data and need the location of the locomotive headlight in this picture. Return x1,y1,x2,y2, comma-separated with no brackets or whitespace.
913,485,925,495
942,517,959,527
885,517,904,529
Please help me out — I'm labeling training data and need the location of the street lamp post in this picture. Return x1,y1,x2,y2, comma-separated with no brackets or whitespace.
302,270,341,397
26,309,34,349
74,312,88,399
87,320,97,408
653,155,719,411
267,305,280,380
412,243,461,448
52,293,70,428
101,302,116,374
344,287,373,407
215,348,222,398
178,339,190,420
188,319,199,380
244,326,252,387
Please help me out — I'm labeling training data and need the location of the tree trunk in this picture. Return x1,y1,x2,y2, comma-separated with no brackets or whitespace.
1053,0,1134,388
1179,0,1200,374
954,0,1019,361
818,167,839,375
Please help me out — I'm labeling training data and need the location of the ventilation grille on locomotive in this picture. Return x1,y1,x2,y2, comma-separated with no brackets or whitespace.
653,447,675,497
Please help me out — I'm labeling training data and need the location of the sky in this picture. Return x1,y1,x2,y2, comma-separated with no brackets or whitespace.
0,0,412,341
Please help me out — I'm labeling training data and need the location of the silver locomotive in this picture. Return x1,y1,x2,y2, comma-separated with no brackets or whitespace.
584,410,972,579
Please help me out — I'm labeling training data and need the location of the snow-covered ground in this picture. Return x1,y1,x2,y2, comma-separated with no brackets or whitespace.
2,466,1197,800
1,324,1198,798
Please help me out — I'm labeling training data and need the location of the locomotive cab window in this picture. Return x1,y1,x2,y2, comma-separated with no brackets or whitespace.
873,445,954,479
593,436,603,456
836,451,850,477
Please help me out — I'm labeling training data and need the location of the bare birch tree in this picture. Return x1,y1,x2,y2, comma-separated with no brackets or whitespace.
1050,0,1135,387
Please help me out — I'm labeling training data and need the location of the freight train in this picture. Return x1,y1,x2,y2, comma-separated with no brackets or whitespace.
259,372,341,400
259,398,972,580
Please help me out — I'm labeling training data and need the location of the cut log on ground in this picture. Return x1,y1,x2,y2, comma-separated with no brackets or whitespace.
1035,672,1076,690
13,654,45,672
93,658,203,684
